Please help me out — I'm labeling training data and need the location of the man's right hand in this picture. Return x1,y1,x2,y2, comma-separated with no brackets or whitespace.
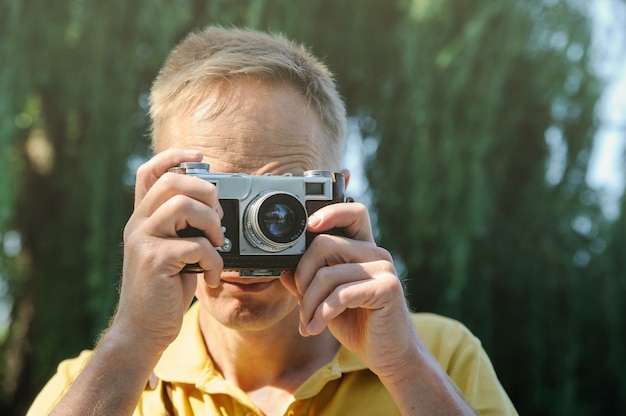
114,149,224,355
48,149,224,416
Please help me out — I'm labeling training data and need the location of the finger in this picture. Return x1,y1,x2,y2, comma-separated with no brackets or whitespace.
166,236,224,278
294,235,390,296
138,172,222,220
147,194,225,247
130,236,222,279
307,202,373,243
301,261,399,336
202,264,223,289
134,149,203,207
180,271,200,309
298,262,372,333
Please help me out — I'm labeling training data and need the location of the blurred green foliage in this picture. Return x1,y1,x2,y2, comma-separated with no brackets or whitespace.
0,0,623,414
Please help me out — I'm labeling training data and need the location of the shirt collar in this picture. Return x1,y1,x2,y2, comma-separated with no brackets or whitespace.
153,301,216,384
153,301,370,396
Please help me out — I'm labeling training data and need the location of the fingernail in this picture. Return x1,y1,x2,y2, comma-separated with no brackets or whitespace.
308,213,322,228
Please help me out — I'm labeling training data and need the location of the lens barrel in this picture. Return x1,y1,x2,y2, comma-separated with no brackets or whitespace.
244,191,307,252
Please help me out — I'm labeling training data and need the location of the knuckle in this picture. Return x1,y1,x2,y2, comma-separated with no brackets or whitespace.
135,161,154,183
142,245,161,268
123,222,134,241
123,216,143,243
354,202,369,217
333,284,353,306
159,171,179,188
166,194,193,212
307,233,332,250
380,269,404,294
370,245,394,263
199,180,219,202
315,265,335,281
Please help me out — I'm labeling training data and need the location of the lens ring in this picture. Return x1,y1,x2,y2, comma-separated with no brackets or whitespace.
244,191,307,252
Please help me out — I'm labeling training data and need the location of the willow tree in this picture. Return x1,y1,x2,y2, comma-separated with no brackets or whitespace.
366,0,613,414
0,1,195,412
0,0,407,413
0,0,619,415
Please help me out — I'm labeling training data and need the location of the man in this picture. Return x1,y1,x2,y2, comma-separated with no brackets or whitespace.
27,26,516,415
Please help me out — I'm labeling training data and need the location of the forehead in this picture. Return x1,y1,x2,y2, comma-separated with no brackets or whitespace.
167,79,332,175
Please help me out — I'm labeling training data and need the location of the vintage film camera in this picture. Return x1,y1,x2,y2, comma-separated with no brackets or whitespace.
170,162,347,277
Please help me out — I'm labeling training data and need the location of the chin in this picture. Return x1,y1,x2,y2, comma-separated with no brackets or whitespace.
201,293,299,332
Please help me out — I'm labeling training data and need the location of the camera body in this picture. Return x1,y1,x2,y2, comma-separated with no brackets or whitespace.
170,162,347,276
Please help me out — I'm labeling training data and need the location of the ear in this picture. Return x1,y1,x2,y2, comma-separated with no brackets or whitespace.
340,168,351,190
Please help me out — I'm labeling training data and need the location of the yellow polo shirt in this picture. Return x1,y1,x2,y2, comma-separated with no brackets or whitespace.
27,303,517,415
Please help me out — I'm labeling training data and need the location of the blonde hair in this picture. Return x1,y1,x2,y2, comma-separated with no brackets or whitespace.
149,26,347,167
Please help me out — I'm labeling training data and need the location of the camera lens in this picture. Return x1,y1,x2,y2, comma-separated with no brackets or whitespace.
261,202,298,241
244,192,307,252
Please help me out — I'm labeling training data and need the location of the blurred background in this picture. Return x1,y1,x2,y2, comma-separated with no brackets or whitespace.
1,0,625,414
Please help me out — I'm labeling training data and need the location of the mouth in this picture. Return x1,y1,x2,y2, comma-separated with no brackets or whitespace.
220,275,278,293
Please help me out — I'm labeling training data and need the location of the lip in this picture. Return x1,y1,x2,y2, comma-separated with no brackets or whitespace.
220,277,278,293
